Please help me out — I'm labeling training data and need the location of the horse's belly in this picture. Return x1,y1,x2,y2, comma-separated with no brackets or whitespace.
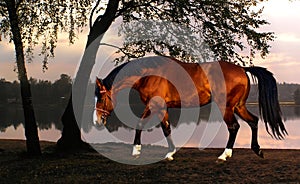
166,92,211,108
184,93,211,107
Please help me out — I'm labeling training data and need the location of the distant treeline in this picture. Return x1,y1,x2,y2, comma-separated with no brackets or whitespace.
1,75,300,105
0,74,72,105
248,83,300,104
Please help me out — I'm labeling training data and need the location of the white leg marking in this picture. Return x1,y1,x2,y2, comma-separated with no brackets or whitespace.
218,148,232,161
94,96,98,106
132,145,142,157
93,97,98,125
165,148,176,161
93,110,98,125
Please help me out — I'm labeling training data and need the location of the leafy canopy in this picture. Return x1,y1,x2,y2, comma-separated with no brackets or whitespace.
1,0,274,67
0,0,95,70
113,0,274,65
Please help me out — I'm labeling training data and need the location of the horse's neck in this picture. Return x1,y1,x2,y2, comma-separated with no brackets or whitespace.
110,75,142,95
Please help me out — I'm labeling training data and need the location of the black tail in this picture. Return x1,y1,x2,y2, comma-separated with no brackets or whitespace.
245,66,287,139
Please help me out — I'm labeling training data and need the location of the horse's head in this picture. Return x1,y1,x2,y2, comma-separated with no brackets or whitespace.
94,77,113,125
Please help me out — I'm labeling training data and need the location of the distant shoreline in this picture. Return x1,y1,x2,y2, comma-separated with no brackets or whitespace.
1,139,300,151
1,101,300,106
247,101,299,106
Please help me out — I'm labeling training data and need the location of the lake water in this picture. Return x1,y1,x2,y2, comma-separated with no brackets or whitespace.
1,104,300,149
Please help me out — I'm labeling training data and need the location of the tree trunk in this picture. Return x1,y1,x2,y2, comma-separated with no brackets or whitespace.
56,93,90,150
5,0,41,155
57,0,120,151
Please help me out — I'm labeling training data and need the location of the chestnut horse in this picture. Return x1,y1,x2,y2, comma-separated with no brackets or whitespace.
94,56,287,162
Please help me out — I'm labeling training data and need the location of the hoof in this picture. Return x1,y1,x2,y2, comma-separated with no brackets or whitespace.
132,145,141,157
252,145,264,158
166,156,174,161
133,154,140,159
216,158,226,164
252,147,264,158
132,152,140,158
217,148,232,162
165,149,176,161
257,150,264,158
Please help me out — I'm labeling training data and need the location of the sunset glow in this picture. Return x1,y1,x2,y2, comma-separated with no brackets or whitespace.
0,1,299,83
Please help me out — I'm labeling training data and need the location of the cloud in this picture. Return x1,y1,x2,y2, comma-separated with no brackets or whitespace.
254,51,300,84
251,0,300,84
276,33,300,43
262,0,300,18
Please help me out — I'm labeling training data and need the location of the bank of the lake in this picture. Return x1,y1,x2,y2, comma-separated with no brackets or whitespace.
0,139,299,183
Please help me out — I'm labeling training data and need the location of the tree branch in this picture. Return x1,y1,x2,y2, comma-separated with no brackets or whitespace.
87,0,120,47
89,0,102,29
115,0,157,18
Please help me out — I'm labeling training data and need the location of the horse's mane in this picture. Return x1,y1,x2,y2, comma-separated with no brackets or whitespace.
103,56,173,90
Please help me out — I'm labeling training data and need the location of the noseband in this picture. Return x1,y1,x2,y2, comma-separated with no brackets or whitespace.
95,92,112,118
94,107,110,117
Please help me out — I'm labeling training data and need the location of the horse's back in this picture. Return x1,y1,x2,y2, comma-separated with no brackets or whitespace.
129,57,250,108
207,61,250,108
188,60,249,109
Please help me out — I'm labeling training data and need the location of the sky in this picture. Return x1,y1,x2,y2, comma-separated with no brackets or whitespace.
0,0,300,83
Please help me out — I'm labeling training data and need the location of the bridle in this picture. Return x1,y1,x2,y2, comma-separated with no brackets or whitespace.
95,90,113,119
94,107,110,118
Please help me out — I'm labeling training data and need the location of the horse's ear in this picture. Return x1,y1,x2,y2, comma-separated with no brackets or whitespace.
96,77,103,87
96,77,107,93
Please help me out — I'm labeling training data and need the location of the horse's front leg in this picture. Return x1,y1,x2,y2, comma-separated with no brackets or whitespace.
132,129,142,157
132,106,151,157
160,111,176,161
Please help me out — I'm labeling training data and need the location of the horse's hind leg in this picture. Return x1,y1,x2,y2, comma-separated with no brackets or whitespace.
160,110,176,161
235,105,264,158
218,108,240,162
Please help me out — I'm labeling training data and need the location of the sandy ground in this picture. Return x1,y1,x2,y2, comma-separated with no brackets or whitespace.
0,139,299,183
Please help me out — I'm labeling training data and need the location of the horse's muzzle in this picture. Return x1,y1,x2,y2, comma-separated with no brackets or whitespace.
93,110,107,126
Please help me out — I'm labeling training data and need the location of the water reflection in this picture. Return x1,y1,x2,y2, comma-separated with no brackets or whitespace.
294,107,300,118
1,102,300,148
0,104,64,132
0,103,64,141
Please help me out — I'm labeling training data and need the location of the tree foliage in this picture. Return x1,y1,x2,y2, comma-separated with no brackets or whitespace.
98,0,273,65
0,0,94,70
0,78,19,103
1,0,274,67
0,74,72,105
294,88,300,105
